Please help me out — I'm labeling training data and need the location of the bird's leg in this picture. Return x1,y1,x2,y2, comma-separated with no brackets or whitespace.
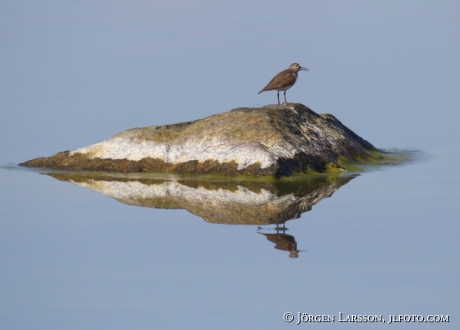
277,91,280,105
284,91,287,104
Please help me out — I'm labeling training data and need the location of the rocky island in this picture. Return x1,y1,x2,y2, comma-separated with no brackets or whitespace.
20,103,379,177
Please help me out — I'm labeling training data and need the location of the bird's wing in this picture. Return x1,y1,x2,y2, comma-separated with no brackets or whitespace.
259,70,296,93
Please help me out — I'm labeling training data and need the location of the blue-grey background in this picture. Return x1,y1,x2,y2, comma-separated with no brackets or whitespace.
1,1,459,329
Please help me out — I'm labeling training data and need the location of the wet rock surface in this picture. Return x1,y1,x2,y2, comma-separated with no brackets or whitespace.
20,103,376,177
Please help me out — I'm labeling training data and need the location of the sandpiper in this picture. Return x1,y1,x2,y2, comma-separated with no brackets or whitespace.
258,63,308,104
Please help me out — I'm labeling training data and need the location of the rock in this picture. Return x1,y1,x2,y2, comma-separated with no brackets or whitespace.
20,103,377,177
45,171,356,225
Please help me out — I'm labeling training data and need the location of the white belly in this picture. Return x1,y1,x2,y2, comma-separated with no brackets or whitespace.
276,84,294,91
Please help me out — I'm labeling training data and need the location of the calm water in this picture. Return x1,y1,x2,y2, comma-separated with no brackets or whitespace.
1,1,459,329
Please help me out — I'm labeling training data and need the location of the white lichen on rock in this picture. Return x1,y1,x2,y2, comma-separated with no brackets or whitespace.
71,138,280,169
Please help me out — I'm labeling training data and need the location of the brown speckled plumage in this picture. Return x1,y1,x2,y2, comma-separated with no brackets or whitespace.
259,63,308,104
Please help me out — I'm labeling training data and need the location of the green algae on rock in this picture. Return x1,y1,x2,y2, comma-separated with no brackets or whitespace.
20,103,377,177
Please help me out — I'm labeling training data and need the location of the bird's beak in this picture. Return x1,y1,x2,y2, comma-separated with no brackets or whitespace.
300,67,309,71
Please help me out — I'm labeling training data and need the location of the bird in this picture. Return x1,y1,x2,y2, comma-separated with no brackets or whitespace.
258,63,308,104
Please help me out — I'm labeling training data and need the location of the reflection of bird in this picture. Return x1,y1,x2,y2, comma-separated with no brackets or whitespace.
258,63,308,104
262,233,299,258
259,223,300,258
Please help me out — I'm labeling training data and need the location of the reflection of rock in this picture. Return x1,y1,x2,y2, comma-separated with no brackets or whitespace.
46,172,356,225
